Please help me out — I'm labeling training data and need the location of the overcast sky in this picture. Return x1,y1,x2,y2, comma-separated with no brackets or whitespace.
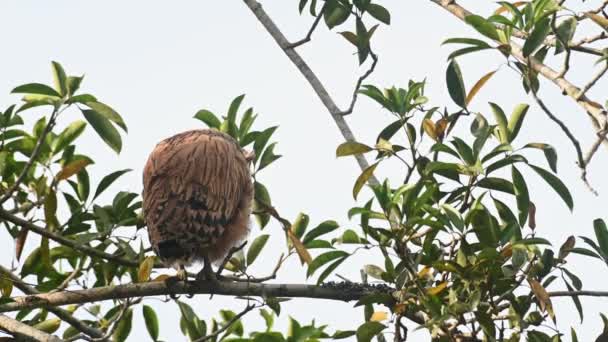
1,1,607,341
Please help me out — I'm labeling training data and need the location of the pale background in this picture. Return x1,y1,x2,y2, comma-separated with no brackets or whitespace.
0,1,607,341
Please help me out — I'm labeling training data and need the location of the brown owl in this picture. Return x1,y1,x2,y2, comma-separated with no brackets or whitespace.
142,129,253,281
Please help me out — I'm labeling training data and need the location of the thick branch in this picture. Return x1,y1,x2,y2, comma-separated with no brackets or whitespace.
242,0,379,185
430,0,608,145
0,314,64,342
0,280,424,325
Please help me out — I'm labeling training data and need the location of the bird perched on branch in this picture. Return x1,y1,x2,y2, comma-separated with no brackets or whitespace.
142,129,254,281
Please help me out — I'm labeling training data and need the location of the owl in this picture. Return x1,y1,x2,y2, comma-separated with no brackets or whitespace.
142,129,253,280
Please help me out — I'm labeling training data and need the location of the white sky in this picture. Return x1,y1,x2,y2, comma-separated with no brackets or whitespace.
0,1,607,341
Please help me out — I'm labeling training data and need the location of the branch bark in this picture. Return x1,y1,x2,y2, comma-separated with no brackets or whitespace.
0,314,64,342
242,0,379,185
430,0,608,146
0,280,424,325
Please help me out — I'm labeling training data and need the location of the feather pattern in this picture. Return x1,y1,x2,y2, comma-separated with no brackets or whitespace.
142,129,253,269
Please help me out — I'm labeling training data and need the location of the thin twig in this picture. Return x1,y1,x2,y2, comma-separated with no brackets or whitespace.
192,304,258,342
339,51,379,116
285,4,327,49
0,106,62,205
575,61,608,101
0,208,141,268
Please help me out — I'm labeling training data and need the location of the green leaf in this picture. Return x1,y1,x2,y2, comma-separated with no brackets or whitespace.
303,220,339,244
465,15,500,40
446,60,467,108
489,102,509,143
594,219,608,257
94,169,131,200
112,308,133,342
11,83,61,97
336,141,373,157
366,3,390,24
356,17,370,64
307,250,349,278
555,18,577,54
441,204,464,231
85,102,127,132
52,120,87,154
356,322,385,342
523,18,551,57
82,109,122,153
194,109,221,128
353,162,378,199
253,126,278,163
227,94,245,125
324,2,351,29
524,143,557,173
51,61,68,96
528,164,573,210
258,142,281,171
512,166,530,226
177,301,205,340
142,305,159,341
316,256,347,284
247,234,270,266
476,177,514,194
507,103,529,142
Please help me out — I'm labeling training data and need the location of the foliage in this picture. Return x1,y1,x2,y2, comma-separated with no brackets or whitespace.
1,0,608,341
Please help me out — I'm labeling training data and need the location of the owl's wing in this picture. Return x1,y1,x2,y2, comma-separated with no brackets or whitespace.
143,130,250,229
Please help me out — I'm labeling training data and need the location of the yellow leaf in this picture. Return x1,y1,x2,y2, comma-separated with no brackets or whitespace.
466,70,497,106
422,118,437,141
370,311,389,322
528,278,555,321
33,318,61,334
138,256,156,282
586,12,608,30
288,229,312,265
417,266,432,279
152,274,171,282
353,162,378,200
375,138,393,152
435,118,449,140
426,281,448,296
56,159,91,181
494,1,528,15
393,303,407,314
500,244,513,258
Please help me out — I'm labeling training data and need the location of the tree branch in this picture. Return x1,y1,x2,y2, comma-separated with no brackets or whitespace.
0,208,140,268
242,0,379,185
0,280,424,325
0,107,61,206
548,290,608,298
0,265,105,340
430,0,608,148
0,314,64,342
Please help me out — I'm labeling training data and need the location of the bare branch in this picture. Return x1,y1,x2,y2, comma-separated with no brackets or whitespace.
285,4,327,49
549,290,608,297
242,0,379,185
575,61,608,101
339,51,379,116
0,314,64,342
0,280,425,325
